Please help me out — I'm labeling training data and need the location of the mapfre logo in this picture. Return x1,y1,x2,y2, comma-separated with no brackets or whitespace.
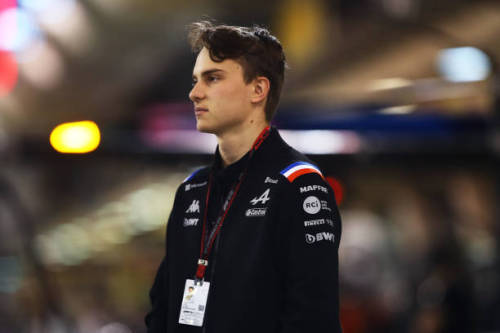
300,185,328,194
305,232,335,244
186,200,200,213
303,196,321,214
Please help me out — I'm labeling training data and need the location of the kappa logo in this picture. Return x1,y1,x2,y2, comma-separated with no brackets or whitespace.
183,218,199,227
250,188,271,205
321,200,332,212
300,185,328,194
245,208,267,217
264,177,278,184
186,200,200,213
305,232,335,244
185,181,207,192
303,196,321,214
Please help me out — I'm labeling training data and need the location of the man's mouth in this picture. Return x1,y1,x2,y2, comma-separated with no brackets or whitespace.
195,107,208,115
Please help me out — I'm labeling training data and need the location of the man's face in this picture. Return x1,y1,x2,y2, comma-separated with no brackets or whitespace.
189,47,254,135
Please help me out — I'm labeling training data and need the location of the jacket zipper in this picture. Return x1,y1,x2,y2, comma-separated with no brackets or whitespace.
202,233,221,333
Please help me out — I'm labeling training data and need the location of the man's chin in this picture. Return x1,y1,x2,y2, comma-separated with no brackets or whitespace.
196,122,216,134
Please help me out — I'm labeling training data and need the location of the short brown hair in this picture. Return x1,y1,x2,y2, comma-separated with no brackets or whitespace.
188,21,286,121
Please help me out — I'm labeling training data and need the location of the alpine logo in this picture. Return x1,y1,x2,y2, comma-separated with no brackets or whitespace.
186,200,200,213
183,218,199,227
305,232,335,244
245,208,267,217
303,196,321,214
185,181,207,192
250,188,271,205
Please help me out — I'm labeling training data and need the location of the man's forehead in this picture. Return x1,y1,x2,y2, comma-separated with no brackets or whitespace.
192,48,242,77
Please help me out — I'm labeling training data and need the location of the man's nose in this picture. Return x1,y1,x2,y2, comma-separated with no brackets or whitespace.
189,82,205,102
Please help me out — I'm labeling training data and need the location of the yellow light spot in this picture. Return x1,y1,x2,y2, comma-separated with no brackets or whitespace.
50,120,100,153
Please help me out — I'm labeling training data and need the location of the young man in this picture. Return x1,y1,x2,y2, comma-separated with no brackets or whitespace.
146,21,342,333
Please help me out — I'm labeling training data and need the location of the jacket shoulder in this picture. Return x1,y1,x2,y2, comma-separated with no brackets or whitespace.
182,166,210,183
275,146,324,184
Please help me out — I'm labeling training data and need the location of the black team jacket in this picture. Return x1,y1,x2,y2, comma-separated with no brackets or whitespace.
146,127,342,333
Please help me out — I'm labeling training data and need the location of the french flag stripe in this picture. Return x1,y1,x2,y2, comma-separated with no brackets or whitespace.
183,168,202,183
280,162,323,182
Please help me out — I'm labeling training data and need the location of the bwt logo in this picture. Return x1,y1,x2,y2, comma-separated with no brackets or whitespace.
305,232,335,244
183,218,199,227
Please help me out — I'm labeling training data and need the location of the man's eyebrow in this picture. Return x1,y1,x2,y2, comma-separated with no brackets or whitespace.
192,69,226,80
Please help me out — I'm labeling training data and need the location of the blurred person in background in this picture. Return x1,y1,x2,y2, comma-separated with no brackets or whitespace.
145,21,342,333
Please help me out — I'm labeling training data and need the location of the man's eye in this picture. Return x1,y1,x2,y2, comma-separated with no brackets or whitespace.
191,81,197,87
207,76,218,82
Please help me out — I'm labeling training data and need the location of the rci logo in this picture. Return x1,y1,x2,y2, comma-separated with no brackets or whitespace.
303,196,321,214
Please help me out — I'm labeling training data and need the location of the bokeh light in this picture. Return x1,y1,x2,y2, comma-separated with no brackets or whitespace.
0,50,17,96
437,47,492,82
49,120,101,153
19,39,64,89
326,176,344,206
18,0,76,24
0,7,39,52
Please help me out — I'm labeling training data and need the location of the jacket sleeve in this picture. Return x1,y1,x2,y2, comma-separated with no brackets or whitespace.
145,256,168,332
145,186,181,332
277,172,342,332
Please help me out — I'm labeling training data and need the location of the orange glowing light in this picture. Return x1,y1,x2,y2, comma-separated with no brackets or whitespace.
50,120,101,153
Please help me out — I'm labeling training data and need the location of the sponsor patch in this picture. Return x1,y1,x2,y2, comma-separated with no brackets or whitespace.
304,218,334,228
305,232,335,244
183,218,199,227
303,196,321,214
321,200,331,212
264,177,278,184
245,208,267,217
250,188,271,205
280,161,323,183
186,200,200,214
185,181,207,192
300,184,328,194
304,219,326,227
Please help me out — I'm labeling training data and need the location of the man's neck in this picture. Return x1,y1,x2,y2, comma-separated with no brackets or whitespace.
217,122,269,168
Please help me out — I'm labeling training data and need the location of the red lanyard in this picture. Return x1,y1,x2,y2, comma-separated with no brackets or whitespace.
195,126,270,281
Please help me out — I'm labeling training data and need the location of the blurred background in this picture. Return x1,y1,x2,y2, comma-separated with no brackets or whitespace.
1,0,499,332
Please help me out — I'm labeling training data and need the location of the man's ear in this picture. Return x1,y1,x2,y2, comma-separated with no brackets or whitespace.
250,76,270,104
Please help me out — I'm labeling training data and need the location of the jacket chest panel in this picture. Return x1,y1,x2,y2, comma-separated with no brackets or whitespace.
177,173,282,252
213,174,281,262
